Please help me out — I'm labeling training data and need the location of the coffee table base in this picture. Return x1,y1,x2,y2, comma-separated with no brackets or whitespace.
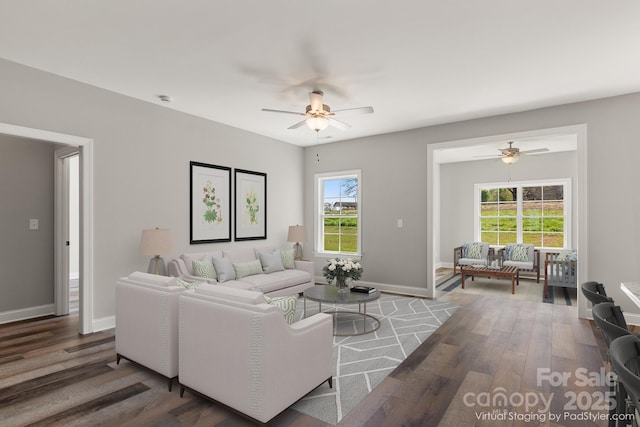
304,299,381,336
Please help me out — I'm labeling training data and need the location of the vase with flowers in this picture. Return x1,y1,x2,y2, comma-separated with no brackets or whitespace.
323,258,363,293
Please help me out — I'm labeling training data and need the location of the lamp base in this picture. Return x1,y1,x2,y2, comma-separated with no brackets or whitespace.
293,243,303,261
147,256,167,276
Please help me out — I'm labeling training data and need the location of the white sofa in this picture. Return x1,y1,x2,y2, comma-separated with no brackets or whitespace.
178,285,333,423
115,271,183,390
168,246,314,297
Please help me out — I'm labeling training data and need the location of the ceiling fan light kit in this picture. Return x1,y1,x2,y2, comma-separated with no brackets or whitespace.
502,154,519,164
262,90,373,133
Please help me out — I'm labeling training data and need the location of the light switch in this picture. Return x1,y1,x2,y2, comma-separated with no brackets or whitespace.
397,219,403,228
29,219,39,230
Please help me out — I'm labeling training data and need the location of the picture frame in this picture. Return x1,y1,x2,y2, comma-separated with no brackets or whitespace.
234,168,267,241
190,161,232,244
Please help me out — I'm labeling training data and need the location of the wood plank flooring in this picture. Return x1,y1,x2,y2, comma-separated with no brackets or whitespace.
0,292,609,426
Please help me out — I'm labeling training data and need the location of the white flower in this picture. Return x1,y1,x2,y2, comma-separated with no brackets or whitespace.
328,264,336,271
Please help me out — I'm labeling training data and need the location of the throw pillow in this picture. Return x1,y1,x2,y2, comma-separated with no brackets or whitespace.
192,259,217,280
281,249,295,269
511,244,530,262
465,242,483,259
264,295,297,324
176,278,206,290
212,256,236,282
233,259,264,279
258,251,285,273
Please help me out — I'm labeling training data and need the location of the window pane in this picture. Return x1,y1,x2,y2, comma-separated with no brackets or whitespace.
499,188,516,202
523,217,542,232
523,233,542,246
499,218,517,231
324,234,339,252
480,217,498,231
543,185,563,200
542,201,563,216
481,231,498,245
481,202,498,217
523,201,542,216
340,217,358,235
482,188,498,202
543,234,564,248
499,202,516,216
341,235,358,253
499,232,517,244
523,186,542,201
543,218,564,233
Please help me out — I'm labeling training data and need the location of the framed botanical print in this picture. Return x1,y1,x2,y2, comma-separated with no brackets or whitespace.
190,161,232,243
234,169,267,240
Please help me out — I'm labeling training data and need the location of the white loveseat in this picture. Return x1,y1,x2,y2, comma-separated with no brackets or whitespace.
115,271,183,390
168,246,314,297
178,285,333,423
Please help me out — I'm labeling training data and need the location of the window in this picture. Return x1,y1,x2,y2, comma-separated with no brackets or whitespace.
315,170,361,255
476,179,570,248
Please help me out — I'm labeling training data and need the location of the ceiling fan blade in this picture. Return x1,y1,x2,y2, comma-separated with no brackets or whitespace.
287,120,307,130
262,108,306,116
333,106,374,115
473,154,502,158
309,91,324,112
520,148,550,155
328,118,352,131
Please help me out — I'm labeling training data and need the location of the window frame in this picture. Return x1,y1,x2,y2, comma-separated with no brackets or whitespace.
474,178,571,249
314,170,362,257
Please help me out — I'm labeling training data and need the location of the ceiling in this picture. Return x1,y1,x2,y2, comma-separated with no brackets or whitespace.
1,1,640,148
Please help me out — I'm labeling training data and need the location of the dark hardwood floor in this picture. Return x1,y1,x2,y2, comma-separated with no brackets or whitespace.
0,292,609,426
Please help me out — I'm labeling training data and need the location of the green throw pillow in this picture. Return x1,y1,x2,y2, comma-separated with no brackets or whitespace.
176,278,205,290
281,249,295,269
233,259,264,279
264,295,297,324
192,259,217,280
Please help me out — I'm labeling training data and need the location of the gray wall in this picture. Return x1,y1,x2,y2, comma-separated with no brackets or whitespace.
0,135,55,311
0,58,305,323
440,150,578,265
304,92,640,315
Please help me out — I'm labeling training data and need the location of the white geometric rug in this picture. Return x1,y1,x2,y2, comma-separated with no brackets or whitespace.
291,292,459,425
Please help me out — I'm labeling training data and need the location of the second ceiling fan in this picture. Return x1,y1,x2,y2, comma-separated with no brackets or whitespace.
476,141,549,164
262,90,374,131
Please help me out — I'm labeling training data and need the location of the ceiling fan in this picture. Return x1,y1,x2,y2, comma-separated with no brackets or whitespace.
262,90,374,131
476,141,550,164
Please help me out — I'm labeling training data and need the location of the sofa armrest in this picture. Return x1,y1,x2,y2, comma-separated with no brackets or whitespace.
167,258,187,277
294,260,314,277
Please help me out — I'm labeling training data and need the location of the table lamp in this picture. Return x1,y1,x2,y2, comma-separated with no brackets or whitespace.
140,227,173,275
287,225,306,260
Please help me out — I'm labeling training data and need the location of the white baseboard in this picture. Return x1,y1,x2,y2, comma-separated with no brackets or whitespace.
0,304,55,325
313,276,431,298
92,315,115,332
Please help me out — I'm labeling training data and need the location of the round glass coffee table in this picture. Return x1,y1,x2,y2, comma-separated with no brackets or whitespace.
303,285,381,336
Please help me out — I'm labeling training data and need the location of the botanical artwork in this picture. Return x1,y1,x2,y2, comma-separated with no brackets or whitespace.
190,162,231,243
235,169,266,240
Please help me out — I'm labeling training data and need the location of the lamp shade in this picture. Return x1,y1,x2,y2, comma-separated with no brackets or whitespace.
287,225,307,243
502,155,519,164
140,228,173,256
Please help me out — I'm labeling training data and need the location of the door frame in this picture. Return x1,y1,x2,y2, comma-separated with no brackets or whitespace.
0,122,94,334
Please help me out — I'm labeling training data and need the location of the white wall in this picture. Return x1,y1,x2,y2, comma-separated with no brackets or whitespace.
0,135,55,312
305,92,640,316
0,58,305,326
440,150,578,265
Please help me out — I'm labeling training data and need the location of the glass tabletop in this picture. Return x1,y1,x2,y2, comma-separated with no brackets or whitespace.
304,285,380,304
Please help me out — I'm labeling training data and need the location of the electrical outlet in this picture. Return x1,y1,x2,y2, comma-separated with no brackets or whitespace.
29,219,39,230
397,219,403,228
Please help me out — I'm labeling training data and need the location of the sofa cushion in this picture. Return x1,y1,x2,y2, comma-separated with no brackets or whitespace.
281,249,295,269
269,269,312,287
239,274,287,293
503,260,534,270
233,259,263,279
217,280,257,291
195,284,266,304
192,259,217,280
212,257,236,282
258,251,285,273
264,295,297,324
223,247,257,264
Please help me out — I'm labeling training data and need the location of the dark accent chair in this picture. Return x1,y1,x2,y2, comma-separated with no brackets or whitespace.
581,281,614,306
609,335,640,426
